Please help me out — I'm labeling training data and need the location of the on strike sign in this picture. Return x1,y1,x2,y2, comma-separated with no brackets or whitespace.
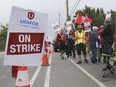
7,33,44,55
4,6,48,66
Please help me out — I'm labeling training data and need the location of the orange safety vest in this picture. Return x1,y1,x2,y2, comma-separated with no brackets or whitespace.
75,30,85,44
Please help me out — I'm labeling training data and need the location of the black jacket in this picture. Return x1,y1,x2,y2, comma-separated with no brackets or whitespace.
101,25,113,45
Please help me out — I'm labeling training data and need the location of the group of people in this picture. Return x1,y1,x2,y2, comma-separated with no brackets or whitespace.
56,21,116,65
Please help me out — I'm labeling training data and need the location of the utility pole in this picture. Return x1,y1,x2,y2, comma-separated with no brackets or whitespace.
66,0,69,21
59,12,60,26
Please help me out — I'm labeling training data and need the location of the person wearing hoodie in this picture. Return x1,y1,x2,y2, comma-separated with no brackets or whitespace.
101,21,113,63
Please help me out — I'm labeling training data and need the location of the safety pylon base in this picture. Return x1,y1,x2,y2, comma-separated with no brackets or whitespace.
15,84,30,87
15,66,30,87
41,64,50,66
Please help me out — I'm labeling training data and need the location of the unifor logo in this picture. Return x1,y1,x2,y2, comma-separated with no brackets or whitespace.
28,12,35,20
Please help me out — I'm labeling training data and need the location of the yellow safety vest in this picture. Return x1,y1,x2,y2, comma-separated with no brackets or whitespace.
75,30,85,44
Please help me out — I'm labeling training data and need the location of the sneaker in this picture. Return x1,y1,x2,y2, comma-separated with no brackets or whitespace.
63,54,67,58
60,55,64,59
61,56,64,59
77,61,82,64
84,59,89,63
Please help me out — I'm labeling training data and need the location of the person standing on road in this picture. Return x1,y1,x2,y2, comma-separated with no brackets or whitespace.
66,30,76,58
97,25,104,62
101,21,114,63
74,25,89,64
89,26,100,64
57,29,66,59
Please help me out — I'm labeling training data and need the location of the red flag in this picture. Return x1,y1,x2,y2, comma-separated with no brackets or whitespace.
75,14,93,24
84,17,93,23
75,14,84,24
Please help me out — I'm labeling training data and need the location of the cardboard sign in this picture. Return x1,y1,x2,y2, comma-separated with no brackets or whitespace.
105,12,111,21
65,21,72,34
44,36,52,53
52,22,61,32
4,6,48,66
84,22,91,32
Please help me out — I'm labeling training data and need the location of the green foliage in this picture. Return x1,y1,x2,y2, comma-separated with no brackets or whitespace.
75,6,115,28
0,24,8,51
110,10,116,29
0,40,6,51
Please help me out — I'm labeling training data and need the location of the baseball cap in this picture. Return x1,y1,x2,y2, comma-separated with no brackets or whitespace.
92,26,99,30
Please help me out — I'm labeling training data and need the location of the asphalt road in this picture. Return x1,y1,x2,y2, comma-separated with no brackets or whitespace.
0,52,115,87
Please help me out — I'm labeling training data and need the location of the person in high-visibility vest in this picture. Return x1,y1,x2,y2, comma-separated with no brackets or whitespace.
74,25,89,64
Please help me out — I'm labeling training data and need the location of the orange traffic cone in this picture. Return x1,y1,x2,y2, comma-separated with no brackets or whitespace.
15,66,30,87
41,53,49,66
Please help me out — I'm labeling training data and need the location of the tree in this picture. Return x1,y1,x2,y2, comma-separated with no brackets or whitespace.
0,24,8,39
75,6,115,28
110,10,116,29
0,24,8,51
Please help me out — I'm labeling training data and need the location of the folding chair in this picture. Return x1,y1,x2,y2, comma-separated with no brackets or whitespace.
101,52,116,78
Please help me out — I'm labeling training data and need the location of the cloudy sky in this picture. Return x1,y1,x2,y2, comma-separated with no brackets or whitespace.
0,0,115,40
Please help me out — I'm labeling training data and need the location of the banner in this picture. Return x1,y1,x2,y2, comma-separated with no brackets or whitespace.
52,22,61,32
65,21,72,34
44,36,52,53
4,6,48,66
105,12,111,21
84,22,91,32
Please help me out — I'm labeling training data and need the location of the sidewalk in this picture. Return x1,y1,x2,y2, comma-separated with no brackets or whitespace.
0,51,5,57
